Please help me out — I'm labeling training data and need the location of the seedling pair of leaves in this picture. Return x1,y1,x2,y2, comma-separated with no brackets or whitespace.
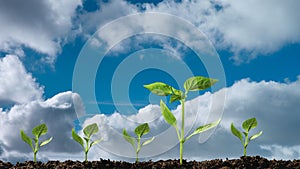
72,123,102,162
231,117,263,156
123,123,154,163
20,123,53,162
144,76,220,165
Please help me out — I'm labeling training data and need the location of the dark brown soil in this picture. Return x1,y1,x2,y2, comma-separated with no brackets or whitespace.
1,156,300,169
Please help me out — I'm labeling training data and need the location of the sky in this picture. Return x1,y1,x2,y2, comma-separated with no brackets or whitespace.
0,0,300,163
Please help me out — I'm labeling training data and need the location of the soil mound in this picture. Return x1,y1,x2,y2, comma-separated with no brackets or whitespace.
1,156,299,169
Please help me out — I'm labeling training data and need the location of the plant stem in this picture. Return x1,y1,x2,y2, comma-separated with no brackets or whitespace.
34,139,38,162
34,152,37,162
244,134,248,156
136,152,139,163
85,140,89,162
136,138,141,163
179,100,185,165
85,151,88,162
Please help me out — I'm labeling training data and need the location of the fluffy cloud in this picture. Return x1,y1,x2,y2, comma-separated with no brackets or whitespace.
81,0,300,63
0,55,85,163
1,76,300,162
0,91,84,163
80,77,300,161
0,0,82,64
0,55,43,106
144,0,300,62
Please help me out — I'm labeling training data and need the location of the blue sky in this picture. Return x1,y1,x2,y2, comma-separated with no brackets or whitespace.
0,0,300,163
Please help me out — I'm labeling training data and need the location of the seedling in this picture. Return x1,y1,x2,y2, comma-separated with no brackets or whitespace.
20,123,53,162
231,117,263,156
72,123,102,162
144,76,220,164
123,123,154,163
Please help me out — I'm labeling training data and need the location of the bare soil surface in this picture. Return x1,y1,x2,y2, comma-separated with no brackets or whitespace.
1,156,300,169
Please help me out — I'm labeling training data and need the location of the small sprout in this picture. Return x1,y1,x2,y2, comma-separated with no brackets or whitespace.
231,117,263,156
123,123,154,163
20,123,53,162
144,76,220,165
72,123,102,162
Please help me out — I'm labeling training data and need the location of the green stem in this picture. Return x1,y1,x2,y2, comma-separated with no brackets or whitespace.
136,152,139,163
179,100,185,165
34,138,38,162
34,152,37,162
180,141,183,164
244,134,248,156
136,138,141,163
85,140,89,162
85,151,88,162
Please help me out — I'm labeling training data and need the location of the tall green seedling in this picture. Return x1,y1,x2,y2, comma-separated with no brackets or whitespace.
231,117,263,156
123,123,154,163
144,76,220,164
20,123,53,162
72,123,102,162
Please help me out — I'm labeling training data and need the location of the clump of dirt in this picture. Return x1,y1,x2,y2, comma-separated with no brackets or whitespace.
1,156,299,169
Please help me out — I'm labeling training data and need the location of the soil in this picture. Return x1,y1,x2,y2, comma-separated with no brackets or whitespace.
1,156,300,169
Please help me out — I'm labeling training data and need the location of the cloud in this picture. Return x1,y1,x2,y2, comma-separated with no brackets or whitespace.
1,76,300,162
0,55,44,106
78,76,300,161
0,0,82,64
143,0,300,63
81,0,300,63
260,144,300,160
0,91,84,163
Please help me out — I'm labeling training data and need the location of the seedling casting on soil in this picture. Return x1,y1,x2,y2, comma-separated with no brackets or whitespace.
144,76,220,165
20,123,53,162
231,117,263,156
123,123,155,162
72,123,102,162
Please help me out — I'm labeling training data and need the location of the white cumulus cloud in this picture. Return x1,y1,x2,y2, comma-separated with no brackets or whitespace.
1,76,300,162
81,0,300,63
0,55,44,106
0,0,82,64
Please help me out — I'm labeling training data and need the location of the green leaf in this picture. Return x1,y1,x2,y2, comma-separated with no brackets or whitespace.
40,137,53,147
20,130,34,150
90,138,103,147
160,100,177,128
231,123,243,143
170,88,184,103
250,131,263,141
184,76,218,92
142,137,155,146
186,119,220,141
83,123,99,138
134,123,150,138
242,118,257,132
72,128,84,148
32,124,48,138
123,129,135,148
144,82,173,96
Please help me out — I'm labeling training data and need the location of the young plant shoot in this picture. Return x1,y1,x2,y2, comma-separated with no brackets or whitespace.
123,123,154,163
72,123,102,162
231,117,263,156
20,123,53,162
144,76,220,165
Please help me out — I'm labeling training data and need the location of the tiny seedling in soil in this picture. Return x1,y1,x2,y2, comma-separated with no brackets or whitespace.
72,123,102,162
123,123,155,163
231,117,263,156
20,123,53,162
144,76,220,165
